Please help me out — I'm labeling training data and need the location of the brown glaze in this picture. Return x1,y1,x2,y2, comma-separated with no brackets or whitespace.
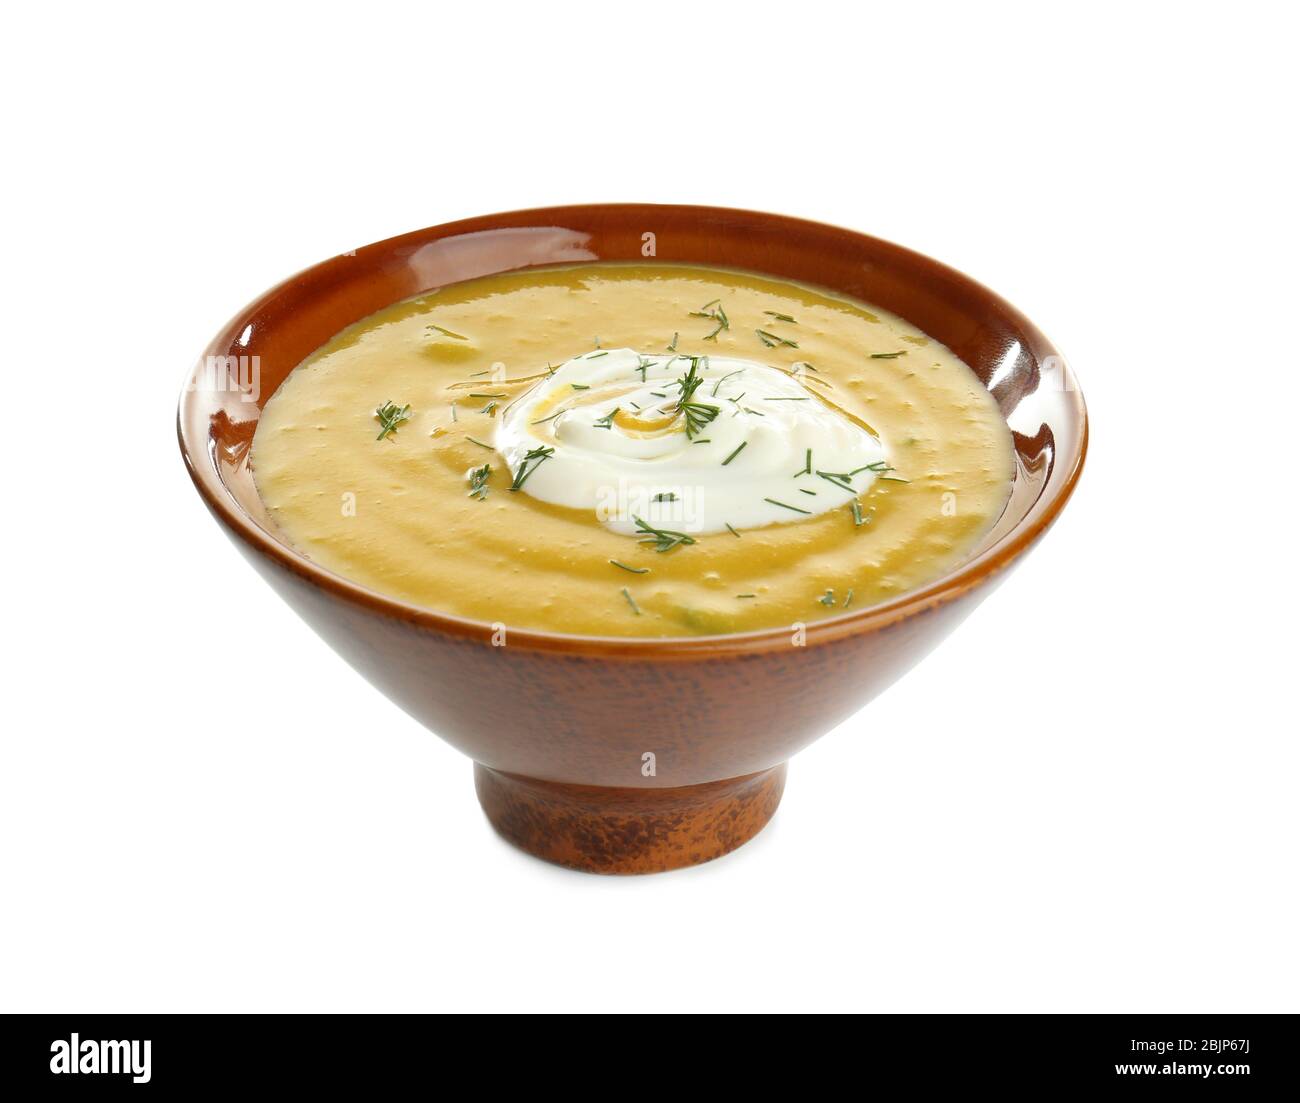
176,204,1087,874
476,764,786,874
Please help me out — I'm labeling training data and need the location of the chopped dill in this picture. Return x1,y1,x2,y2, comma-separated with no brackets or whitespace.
674,357,720,439
508,445,554,489
711,368,746,396
765,498,812,514
721,441,748,466
426,323,467,340
634,515,697,553
690,299,730,341
467,464,491,500
816,470,856,492
374,401,411,441
610,560,649,574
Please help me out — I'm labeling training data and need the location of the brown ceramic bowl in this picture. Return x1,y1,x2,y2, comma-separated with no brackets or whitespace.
177,204,1087,874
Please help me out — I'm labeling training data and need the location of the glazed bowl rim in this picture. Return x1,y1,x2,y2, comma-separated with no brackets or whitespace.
177,202,1088,657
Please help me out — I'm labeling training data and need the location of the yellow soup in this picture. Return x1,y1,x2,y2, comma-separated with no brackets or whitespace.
252,264,1014,637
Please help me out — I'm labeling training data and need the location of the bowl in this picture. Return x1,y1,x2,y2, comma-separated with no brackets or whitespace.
177,204,1087,874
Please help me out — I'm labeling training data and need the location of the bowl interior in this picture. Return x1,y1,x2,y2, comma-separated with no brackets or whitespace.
178,204,1086,645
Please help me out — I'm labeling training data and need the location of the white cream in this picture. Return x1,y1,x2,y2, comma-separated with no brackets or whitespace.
495,348,888,535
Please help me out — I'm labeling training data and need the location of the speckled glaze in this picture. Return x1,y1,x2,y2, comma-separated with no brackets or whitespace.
177,204,1087,874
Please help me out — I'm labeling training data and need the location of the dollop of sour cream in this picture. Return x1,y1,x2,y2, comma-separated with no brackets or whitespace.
495,349,888,535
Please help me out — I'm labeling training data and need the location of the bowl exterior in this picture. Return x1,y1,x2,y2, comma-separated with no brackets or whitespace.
207,506,1015,787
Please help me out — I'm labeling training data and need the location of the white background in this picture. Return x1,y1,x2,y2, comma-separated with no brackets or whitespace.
2,2,1296,1013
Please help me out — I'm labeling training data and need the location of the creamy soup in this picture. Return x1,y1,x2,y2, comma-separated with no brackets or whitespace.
251,264,1014,637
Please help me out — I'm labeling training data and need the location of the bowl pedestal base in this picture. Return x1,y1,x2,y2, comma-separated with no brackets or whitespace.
474,763,786,874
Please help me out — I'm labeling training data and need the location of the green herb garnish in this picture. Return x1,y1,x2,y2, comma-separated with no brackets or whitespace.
467,464,491,500
721,441,748,466
593,407,619,429
816,469,856,492
622,588,641,615
426,323,467,340
610,559,649,574
374,401,411,440
634,515,697,553
725,522,741,537
711,368,746,397
690,299,730,341
818,589,836,606
674,357,720,439
765,498,812,514
756,329,798,349
509,445,554,489
858,460,910,483
764,311,798,324
871,350,908,359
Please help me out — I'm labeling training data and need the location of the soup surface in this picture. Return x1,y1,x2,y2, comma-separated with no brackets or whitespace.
251,264,1014,637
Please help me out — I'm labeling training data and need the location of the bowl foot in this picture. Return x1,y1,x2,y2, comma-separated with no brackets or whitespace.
474,763,786,874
